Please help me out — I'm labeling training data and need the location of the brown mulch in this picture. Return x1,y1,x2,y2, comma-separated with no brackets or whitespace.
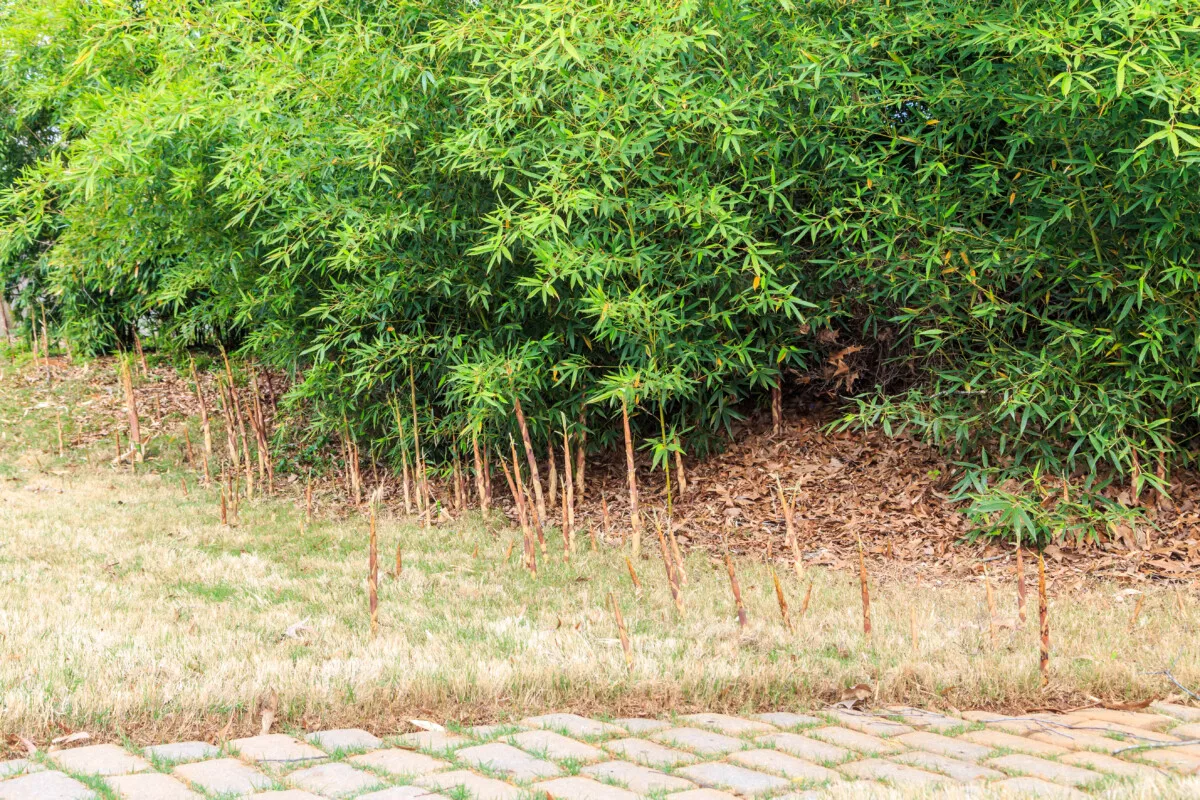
13,357,1200,587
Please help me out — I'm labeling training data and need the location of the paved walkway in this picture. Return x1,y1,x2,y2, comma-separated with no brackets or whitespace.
3,706,1200,799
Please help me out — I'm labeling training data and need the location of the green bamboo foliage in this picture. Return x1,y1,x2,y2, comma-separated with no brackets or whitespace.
2,0,1199,541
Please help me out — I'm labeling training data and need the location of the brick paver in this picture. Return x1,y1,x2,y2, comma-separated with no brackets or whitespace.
581,760,695,793
0,771,96,800
105,772,203,800
9,706,1200,799
51,744,150,776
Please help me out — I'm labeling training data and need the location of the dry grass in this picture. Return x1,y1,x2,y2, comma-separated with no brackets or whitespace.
2,351,1199,749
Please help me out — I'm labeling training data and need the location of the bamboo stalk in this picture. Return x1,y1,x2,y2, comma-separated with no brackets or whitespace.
56,415,64,458
1016,538,1027,625
625,556,642,592
410,365,430,529
574,409,587,499
134,331,149,377
560,476,571,563
667,518,687,587
180,477,188,497
656,519,684,615
674,449,687,497
985,566,998,648
220,486,228,526
453,452,465,512
1038,551,1049,687
1128,594,1145,632
587,522,598,552
229,378,254,499
800,581,813,617
621,396,642,557
368,500,379,637
473,432,487,514
120,357,142,462
41,305,51,388
393,402,414,515
723,540,747,630
183,426,194,466
547,441,558,511
610,591,633,671
305,476,313,521
602,495,612,542
215,377,239,470
771,383,783,436
858,537,872,638
562,419,575,551
502,438,537,576
512,396,546,541
771,568,792,631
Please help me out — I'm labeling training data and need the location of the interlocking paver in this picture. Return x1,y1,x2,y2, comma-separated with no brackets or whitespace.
1059,750,1166,780
106,773,203,800
806,727,905,756
248,792,323,800
174,758,274,796
988,754,1103,788
667,791,740,800
0,771,96,800
1133,748,1200,773
749,713,822,730
960,729,1068,756
358,788,446,800
650,727,745,756
51,744,150,776
519,715,622,738
612,718,670,735
456,743,563,781
991,777,1089,798
1153,702,1200,723
348,748,448,777
306,729,383,753
510,730,605,763
1029,730,1125,754
675,762,792,797
0,761,43,780
679,713,777,736
287,762,382,797
961,711,1045,735
601,738,698,768
532,776,638,800
1066,709,1174,731
1066,719,1178,743
881,706,963,733
755,733,851,764
231,734,326,763
890,750,1003,782
468,726,518,740
895,730,991,761
826,711,912,738
1171,722,1200,738
394,731,470,753
728,749,842,783
142,742,219,764
837,758,946,787
416,769,523,800
580,761,694,793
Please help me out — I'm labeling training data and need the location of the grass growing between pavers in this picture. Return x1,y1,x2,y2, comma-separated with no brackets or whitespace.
2,350,1200,749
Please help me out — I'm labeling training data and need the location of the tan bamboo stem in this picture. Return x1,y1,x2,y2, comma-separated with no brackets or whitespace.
771,383,783,435
473,432,487,513
621,396,642,557
368,502,379,637
858,537,872,638
771,568,792,631
625,556,641,592
724,543,747,629
610,591,633,671
120,357,142,462
562,420,575,551
1016,538,1027,624
546,441,558,511
574,409,587,499
656,521,684,615
1039,551,1050,687
512,396,546,540
189,357,213,462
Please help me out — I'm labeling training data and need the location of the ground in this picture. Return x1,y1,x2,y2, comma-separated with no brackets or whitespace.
2,349,1200,797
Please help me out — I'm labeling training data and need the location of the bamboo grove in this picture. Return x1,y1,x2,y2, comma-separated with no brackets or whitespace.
2,0,1199,540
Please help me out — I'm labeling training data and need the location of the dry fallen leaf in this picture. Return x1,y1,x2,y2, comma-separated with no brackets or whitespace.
409,719,446,732
50,732,91,747
833,683,874,709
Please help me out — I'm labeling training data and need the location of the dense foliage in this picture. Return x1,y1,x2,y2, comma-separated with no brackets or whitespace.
2,0,1199,539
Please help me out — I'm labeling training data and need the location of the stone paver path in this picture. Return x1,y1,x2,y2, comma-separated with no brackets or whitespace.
4,707,1200,799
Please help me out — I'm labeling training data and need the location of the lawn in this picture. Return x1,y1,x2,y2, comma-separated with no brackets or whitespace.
2,350,1198,748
